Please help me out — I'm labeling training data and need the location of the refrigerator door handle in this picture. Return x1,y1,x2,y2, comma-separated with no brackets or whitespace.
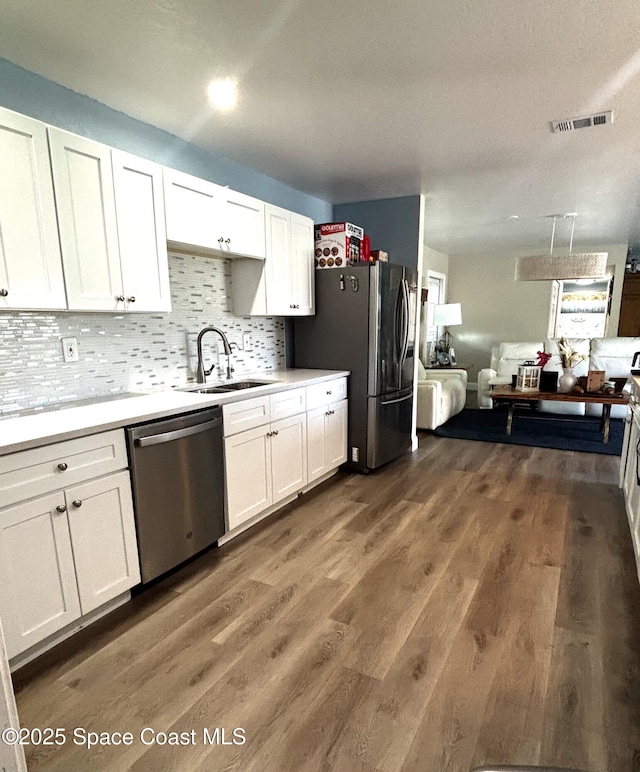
394,281,403,357
400,278,410,363
381,392,413,405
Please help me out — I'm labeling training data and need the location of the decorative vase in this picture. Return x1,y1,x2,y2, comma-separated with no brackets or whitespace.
559,367,577,393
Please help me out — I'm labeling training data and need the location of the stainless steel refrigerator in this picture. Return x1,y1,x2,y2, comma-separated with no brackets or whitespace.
293,262,417,473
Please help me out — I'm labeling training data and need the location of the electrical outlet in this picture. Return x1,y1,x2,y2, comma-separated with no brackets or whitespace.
242,332,253,351
61,337,79,362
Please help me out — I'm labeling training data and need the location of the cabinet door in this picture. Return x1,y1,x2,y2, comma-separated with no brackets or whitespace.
163,168,220,250
0,109,66,310
220,190,266,259
0,494,80,659
265,204,292,315
325,399,348,470
225,426,272,530
48,128,124,311
271,413,307,503
290,212,315,315
307,405,328,483
66,471,140,615
112,151,171,312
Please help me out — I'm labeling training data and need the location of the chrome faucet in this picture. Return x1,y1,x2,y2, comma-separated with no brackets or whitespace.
196,326,234,383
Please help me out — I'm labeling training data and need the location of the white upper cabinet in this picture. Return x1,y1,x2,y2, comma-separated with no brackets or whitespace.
163,168,221,251
164,168,266,259
112,151,171,312
48,128,124,311
264,205,292,315
289,212,315,316
0,108,66,310
231,204,315,317
49,129,171,313
218,189,266,259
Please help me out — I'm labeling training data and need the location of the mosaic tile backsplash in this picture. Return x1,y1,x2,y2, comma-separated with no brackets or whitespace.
0,253,286,415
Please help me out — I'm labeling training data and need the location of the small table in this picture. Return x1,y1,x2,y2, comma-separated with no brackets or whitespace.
491,385,629,443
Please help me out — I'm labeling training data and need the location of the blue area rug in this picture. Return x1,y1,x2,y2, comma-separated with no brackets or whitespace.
433,407,623,455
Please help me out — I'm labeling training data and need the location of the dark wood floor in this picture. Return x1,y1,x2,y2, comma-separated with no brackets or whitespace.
12,435,640,771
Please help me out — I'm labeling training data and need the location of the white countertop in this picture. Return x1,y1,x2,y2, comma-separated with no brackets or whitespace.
0,369,349,456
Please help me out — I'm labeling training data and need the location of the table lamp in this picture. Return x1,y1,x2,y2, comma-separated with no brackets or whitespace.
433,302,462,363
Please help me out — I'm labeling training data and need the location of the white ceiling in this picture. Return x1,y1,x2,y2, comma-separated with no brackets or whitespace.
2,0,640,254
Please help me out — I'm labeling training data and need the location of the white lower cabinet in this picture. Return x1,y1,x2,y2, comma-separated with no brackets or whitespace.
0,493,81,659
66,471,140,615
307,400,348,483
223,379,348,534
622,407,640,583
271,414,308,502
225,425,272,531
0,431,140,660
225,413,307,531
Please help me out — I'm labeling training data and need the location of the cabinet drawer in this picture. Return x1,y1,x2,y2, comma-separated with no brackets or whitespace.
223,396,270,437
306,377,347,410
0,430,128,508
269,387,306,421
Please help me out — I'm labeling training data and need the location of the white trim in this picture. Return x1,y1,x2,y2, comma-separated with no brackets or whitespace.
0,618,27,772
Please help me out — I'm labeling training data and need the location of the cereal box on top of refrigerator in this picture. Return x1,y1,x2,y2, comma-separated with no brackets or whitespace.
314,222,364,268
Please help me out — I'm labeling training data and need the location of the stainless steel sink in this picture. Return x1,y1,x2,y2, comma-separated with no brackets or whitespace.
182,379,280,395
219,380,276,390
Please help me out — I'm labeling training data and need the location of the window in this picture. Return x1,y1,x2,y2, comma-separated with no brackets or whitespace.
420,270,446,363
424,271,446,343
549,276,613,338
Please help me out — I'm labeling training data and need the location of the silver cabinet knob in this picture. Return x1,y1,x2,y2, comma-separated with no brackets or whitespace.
218,237,224,243
266,431,273,437
225,238,231,244
116,294,125,302
273,429,279,436
326,390,332,395
0,288,8,297
57,462,68,471
127,296,136,303
56,504,66,513
72,500,82,508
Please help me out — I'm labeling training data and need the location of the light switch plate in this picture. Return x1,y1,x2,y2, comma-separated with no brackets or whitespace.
242,332,253,351
61,337,79,362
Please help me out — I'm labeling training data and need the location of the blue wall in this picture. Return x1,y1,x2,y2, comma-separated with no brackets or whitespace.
0,58,332,222
333,196,422,270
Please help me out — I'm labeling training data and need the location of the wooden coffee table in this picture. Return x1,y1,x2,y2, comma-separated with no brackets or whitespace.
491,385,629,443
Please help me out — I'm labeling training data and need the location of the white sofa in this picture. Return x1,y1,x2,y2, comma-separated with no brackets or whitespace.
477,337,640,418
416,360,467,430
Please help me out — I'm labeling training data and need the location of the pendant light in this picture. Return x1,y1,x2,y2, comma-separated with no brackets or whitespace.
514,214,608,281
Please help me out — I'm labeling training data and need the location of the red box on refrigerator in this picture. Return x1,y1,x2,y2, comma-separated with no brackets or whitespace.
314,222,364,268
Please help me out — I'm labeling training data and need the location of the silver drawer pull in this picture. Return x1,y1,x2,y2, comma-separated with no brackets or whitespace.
72,500,82,508
56,504,66,514
57,462,68,471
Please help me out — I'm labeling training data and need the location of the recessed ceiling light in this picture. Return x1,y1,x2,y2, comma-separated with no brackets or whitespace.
207,78,238,111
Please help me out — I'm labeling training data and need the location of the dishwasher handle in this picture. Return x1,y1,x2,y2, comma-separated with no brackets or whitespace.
134,417,222,447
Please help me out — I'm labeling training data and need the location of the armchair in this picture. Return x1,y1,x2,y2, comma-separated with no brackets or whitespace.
416,360,467,430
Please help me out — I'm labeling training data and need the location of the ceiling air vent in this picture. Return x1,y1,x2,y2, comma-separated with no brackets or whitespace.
551,110,614,133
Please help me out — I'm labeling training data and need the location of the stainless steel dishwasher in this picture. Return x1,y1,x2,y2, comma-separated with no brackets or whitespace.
126,407,225,583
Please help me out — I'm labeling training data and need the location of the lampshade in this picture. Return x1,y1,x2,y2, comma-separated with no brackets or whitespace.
514,213,608,281
514,252,608,281
433,302,462,326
